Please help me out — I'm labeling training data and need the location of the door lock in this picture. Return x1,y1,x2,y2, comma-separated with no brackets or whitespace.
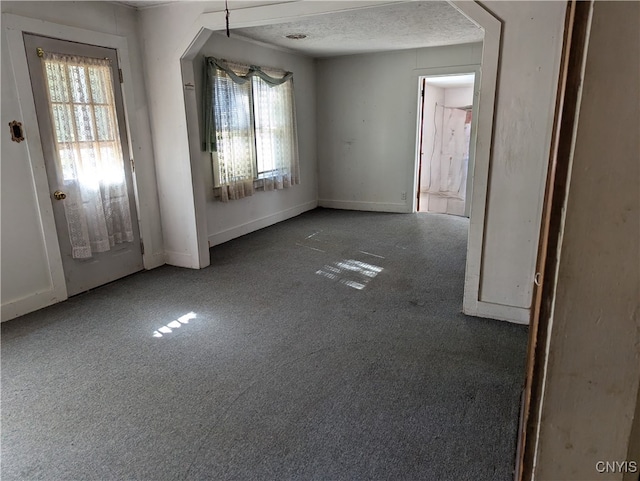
53,190,67,200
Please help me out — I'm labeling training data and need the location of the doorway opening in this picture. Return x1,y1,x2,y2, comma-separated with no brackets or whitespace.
416,73,477,217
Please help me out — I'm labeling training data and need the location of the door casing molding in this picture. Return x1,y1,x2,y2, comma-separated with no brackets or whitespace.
2,13,157,321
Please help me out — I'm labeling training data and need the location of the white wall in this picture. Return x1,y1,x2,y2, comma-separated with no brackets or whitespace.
480,1,566,310
1,31,53,304
1,1,164,321
193,33,317,246
533,2,640,478
316,43,482,213
444,86,473,107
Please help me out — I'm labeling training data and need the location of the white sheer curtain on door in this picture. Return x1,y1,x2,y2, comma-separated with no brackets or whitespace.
42,52,134,259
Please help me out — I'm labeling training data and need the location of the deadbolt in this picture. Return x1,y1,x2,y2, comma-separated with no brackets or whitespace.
53,190,67,200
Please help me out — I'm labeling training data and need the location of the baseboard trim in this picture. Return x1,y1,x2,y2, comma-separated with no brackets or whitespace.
2,252,165,322
1,287,67,322
318,199,410,213
143,251,166,270
164,250,199,269
208,200,317,247
464,299,530,325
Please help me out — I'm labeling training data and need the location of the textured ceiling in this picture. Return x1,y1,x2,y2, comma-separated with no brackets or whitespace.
232,1,483,58
114,1,482,56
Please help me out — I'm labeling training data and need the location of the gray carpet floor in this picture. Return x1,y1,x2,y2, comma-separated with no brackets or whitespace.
1,208,528,481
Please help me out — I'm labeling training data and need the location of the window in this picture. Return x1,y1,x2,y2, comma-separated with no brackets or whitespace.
203,57,300,202
41,51,134,258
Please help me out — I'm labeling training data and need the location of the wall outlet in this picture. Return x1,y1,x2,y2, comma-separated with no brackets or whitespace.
401,191,407,201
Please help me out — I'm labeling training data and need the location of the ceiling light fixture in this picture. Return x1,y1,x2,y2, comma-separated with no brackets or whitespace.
286,34,307,40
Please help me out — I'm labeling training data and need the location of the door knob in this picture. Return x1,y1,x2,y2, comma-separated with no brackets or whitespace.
53,190,67,200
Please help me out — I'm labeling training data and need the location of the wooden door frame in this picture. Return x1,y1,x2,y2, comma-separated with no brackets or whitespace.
516,1,594,479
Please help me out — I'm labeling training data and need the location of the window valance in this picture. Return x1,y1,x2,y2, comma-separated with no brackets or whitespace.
202,56,300,202
203,57,293,153
206,56,293,88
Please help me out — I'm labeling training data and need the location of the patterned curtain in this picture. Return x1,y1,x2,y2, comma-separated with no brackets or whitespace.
42,52,134,258
252,73,299,190
204,57,300,202
211,62,256,201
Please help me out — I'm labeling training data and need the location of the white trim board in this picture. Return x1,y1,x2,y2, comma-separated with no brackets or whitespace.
465,300,531,325
1,288,66,323
208,201,317,247
318,200,410,214
181,52,215,268
164,250,197,269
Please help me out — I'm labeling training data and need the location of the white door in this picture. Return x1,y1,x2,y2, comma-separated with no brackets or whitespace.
24,34,143,296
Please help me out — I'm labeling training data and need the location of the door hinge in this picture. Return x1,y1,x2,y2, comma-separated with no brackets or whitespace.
140,241,145,255
118,68,124,83
421,88,425,98
130,157,135,172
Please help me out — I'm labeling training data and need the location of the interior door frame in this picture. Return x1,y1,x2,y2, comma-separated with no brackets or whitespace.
416,77,426,212
2,14,152,318
414,71,479,217
23,32,143,296
516,1,594,479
